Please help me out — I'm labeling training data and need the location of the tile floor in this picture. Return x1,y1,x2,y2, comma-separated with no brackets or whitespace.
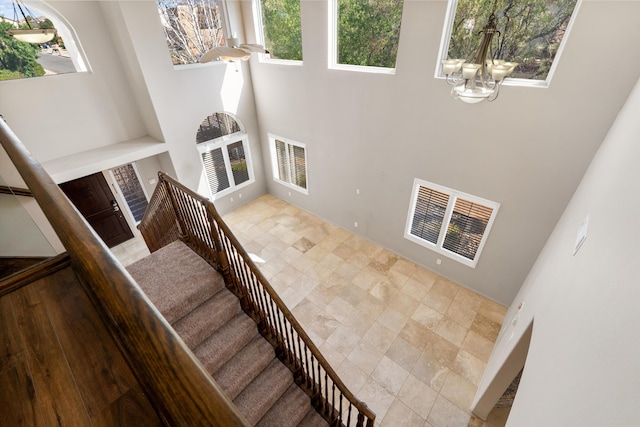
111,194,509,427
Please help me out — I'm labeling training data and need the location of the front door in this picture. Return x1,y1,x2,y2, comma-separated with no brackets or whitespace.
60,172,134,248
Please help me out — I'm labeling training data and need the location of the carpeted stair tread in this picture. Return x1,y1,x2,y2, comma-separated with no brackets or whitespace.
233,359,293,425
173,288,241,350
194,313,258,374
213,335,275,400
127,240,224,323
256,383,311,427
297,408,329,427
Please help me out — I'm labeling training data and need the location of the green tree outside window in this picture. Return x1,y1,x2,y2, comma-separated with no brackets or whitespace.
337,0,404,69
260,0,302,61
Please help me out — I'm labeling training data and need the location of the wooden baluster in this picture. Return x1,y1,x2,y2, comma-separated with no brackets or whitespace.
324,370,329,415
356,412,365,427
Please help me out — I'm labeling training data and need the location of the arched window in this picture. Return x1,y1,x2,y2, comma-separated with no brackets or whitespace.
196,112,254,198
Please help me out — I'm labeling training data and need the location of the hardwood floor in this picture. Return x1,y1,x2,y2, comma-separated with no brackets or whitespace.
0,266,161,426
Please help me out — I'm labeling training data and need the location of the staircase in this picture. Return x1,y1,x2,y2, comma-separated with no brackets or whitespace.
127,240,328,427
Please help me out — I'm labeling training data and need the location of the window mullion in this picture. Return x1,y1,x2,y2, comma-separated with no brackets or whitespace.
437,195,457,249
221,142,235,186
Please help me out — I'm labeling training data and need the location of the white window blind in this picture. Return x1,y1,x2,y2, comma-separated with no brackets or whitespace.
405,179,499,268
270,135,308,193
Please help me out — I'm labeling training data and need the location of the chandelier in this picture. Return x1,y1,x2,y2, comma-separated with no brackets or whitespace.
5,1,56,44
442,6,517,104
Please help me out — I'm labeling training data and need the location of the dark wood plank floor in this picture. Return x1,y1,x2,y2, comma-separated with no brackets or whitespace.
0,266,162,426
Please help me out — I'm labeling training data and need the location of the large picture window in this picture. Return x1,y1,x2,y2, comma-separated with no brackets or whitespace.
441,0,580,82
330,0,404,72
197,112,254,199
405,179,499,268
269,134,307,194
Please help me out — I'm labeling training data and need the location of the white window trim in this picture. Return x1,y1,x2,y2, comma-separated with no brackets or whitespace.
327,0,397,75
434,0,583,89
252,0,303,65
198,134,255,200
268,133,309,195
404,178,499,268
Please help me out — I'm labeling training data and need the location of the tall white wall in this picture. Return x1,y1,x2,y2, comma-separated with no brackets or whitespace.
248,0,640,305
474,75,640,425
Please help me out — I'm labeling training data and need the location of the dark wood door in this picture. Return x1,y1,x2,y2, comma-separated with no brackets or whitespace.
60,172,134,248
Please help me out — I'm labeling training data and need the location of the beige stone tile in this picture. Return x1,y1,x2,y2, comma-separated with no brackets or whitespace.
445,300,478,329
333,242,356,260
326,323,361,357
435,317,468,347
352,269,382,292
426,395,471,427
453,287,484,312
402,277,432,302
372,355,410,396
483,406,511,427
388,290,421,316
399,318,430,350
440,371,476,413
293,255,318,273
461,330,495,362
477,299,507,325
274,263,303,287
291,298,322,325
368,259,392,274
385,335,423,373
370,282,399,305
422,329,461,368
422,289,454,314
397,373,439,419
363,322,397,354
279,246,304,264
346,251,371,268
319,252,345,271
470,313,502,343
347,340,385,375
385,269,410,290
305,244,332,262
292,236,315,253
339,283,367,307
342,308,376,337
390,258,418,277
411,267,439,288
380,398,425,427
356,377,396,421
324,295,353,323
335,358,369,394
315,236,342,252
319,340,347,369
373,249,399,267
431,278,461,300
451,350,487,387
307,311,341,340
411,303,443,331
357,293,388,319
334,261,362,281
411,352,449,392
280,287,306,308
377,306,409,333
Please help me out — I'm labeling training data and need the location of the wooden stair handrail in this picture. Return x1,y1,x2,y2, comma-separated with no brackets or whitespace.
143,172,376,427
0,119,250,426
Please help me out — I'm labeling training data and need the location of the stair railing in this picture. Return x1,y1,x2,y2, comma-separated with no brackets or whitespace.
0,119,250,427
139,172,376,427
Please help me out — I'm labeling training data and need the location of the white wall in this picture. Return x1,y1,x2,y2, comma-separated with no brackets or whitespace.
473,74,640,426
247,0,640,305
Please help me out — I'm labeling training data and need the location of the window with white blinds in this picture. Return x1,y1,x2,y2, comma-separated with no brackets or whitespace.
269,134,308,194
196,112,253,199
405,178,499,268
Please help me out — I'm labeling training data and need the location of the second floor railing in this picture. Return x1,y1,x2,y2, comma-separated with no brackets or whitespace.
139,172,376,427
